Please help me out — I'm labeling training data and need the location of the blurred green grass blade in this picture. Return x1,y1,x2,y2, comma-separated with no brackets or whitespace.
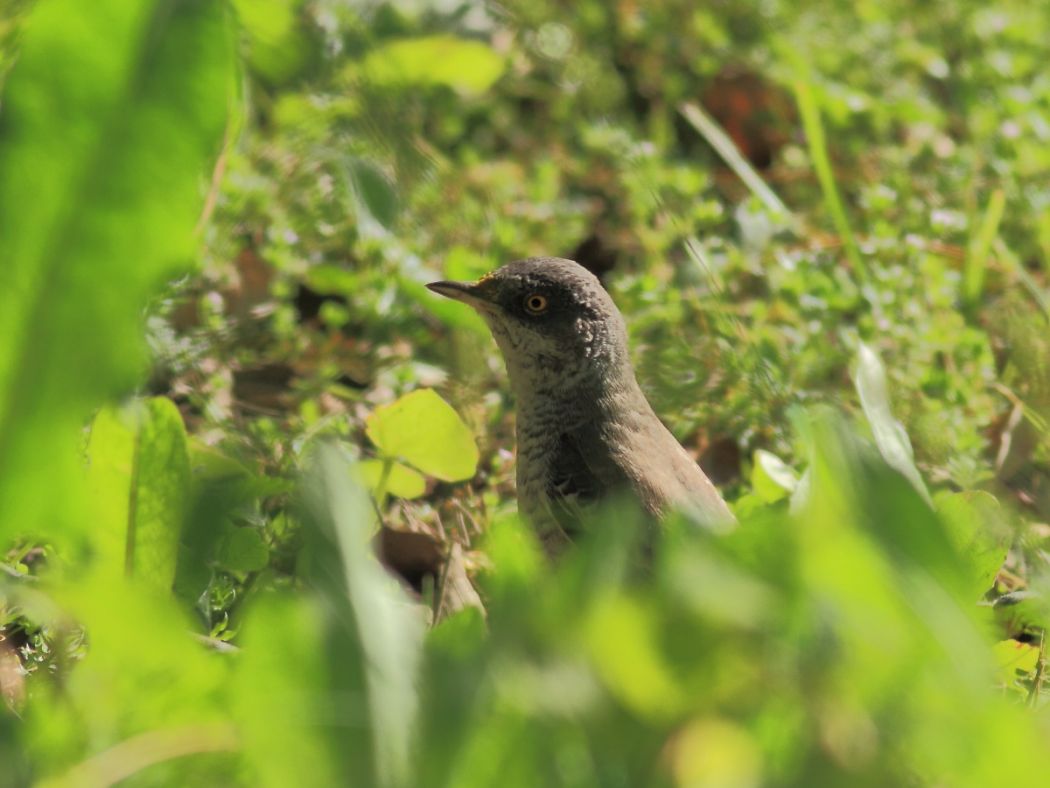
678,101,792,223
585,594,683,720
0,0,236,541
41,722,239,788
791,77,867,281
415,607,488,788
964,189,1006,310
348,156,400,230
854,343,932,505
87,398,191,591
24,575,231,783
233,594,342,788
301,446,423,787
799,416,983,666
934,491,1010,601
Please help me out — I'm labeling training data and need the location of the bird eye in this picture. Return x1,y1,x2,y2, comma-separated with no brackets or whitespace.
523,294,549,314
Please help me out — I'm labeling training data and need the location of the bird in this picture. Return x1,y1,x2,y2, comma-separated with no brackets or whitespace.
427,257,735,551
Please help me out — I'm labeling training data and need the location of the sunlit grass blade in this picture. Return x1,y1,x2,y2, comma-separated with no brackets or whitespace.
301,445,423,787
791,77,867,281
853,343,932,506
678,101,792,224
964,189,1006,311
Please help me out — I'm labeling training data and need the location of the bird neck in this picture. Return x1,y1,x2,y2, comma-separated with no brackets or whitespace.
509,350,646,430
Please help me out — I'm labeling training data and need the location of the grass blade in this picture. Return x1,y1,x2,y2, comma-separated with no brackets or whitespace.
964,189,1006,310
792,77,867,281
678,101,792,223
854,342,932,506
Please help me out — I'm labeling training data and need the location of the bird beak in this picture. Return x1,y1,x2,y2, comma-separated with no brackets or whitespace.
426,280,490,311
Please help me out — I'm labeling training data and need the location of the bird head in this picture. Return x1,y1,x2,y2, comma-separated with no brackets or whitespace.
427,257,631,396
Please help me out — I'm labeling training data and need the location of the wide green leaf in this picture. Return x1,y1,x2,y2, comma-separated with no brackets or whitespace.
366,389,479,482
87,397,191,592
357,459,427,500
0,0,235,542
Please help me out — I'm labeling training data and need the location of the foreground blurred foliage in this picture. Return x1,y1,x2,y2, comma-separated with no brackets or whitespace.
2,0,1050,786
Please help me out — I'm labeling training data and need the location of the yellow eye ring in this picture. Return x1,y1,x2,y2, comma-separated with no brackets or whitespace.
524,294,548,314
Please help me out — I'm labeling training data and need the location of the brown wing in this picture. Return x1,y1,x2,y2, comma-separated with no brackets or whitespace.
568,407,736,532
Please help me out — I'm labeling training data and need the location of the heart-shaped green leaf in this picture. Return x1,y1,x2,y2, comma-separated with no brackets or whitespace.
366,389,479,482
356,459,427,500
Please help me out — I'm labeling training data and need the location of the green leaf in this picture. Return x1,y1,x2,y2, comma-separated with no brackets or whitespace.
188,439,253,482
993,639,1041,688
356,459,427,500
935,491,1011,600
751,449,798,503
218,525,270,573
188,439,293,500
0,0,235,543
853,343,932,505
366,389,479,482
174,442,287,604
231,0,310,85
87,398,191,592
357,35,506,96
305,264,357,296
